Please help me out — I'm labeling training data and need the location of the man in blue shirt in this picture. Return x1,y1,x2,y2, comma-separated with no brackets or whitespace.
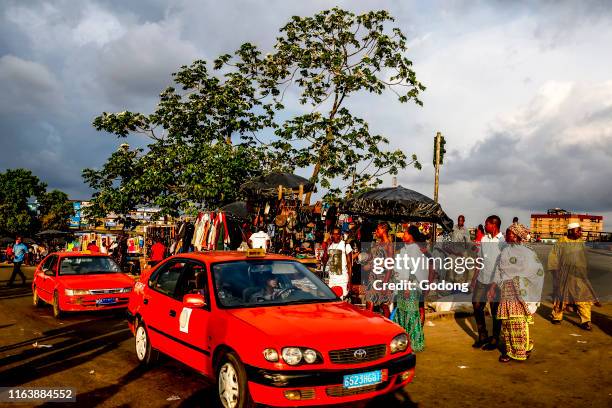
8,237,28,287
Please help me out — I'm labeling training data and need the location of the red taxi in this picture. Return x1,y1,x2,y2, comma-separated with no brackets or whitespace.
32,252,134,318
127,250,416,407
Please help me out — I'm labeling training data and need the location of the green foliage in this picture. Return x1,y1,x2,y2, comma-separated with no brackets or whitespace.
86,7,425,216
0,169,73,236
256,7,425,198
38,190,74,231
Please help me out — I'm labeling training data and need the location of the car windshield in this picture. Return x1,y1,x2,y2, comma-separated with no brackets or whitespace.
59,256,122,275
212,260,337,308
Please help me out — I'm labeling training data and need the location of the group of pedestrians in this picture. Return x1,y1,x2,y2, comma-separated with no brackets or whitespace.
466,215,598,363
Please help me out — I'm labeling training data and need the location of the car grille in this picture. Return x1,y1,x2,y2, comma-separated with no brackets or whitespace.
328,344,387,364
326,381,388,397
89,288,124,295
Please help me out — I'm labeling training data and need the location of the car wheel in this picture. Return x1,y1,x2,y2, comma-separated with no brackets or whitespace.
32,287,44,307
52,291,62,319
135,322,159,366
216,352,254,408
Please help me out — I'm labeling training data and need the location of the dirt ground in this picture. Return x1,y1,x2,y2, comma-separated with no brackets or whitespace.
0,264,610,408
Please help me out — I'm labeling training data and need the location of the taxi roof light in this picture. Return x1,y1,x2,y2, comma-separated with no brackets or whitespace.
246,248,266,258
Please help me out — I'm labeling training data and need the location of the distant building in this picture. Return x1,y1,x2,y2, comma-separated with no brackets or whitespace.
530,209,604,239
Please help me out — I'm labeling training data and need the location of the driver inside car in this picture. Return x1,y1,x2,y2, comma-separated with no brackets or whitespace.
249,275,284,303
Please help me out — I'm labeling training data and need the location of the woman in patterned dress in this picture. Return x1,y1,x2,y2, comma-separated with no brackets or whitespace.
491,223,544,362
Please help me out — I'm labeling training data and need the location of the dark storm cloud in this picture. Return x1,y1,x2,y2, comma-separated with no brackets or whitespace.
443,82,612,213
1,0,611,212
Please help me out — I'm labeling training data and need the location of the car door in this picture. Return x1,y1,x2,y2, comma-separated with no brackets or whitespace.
168,260,212,374
140,259,187,358
36,255,58,302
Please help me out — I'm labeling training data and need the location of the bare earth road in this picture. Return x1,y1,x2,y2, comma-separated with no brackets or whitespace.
0,261,610,408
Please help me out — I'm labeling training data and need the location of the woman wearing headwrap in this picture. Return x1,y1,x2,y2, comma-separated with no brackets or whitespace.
491,223,544,362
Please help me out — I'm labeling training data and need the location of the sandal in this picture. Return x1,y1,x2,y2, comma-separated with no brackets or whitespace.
499,355,511,363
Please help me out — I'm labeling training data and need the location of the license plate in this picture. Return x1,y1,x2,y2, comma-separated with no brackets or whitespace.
343,369,386,389
96,297,117,305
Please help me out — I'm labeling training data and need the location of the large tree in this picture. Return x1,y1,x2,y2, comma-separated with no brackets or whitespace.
0,169,73,236
258,8,425,200
38,190,75,231
86,7,425,216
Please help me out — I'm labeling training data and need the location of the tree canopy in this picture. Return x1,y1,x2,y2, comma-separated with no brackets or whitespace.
0,169,73,236
85,7,424,219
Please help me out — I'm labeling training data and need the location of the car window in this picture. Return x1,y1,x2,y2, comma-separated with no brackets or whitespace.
42,255,56,271
149,261,186,299
58,256,121,275
211,260,336,308
175,261,210,307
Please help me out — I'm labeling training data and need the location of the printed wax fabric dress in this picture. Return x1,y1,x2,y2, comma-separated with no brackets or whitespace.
494,244,544,360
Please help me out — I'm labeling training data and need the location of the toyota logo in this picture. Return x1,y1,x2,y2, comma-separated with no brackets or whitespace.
353,349,367,360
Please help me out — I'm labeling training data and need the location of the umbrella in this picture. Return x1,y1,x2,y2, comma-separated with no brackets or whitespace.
341,185,454,232
21,238,36,245
240,172,315,197
0,237,14,246
36,230,71,236
220,201,250,221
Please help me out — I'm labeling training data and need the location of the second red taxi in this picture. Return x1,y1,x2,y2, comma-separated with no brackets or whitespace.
32,252,134,318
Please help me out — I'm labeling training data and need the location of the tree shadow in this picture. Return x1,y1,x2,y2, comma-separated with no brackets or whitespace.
0,285,32,300
39,365,149,408
0,317,132,386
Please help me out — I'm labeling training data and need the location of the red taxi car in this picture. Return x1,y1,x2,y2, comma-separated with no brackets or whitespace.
32,252,134,318
127,250,416,407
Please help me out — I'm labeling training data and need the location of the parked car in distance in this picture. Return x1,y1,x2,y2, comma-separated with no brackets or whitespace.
32,252,134,318
127,249,416,408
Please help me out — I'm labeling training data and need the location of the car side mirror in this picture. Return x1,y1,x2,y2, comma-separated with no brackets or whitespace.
183,293,206,309
331,286,344,298
43,268,54,276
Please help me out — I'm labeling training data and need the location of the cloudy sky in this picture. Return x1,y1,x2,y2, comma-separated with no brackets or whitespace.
1,0,611,228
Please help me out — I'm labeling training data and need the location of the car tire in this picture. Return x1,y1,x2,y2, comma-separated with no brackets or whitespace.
216,352,254,408
135,321,159,366
52,291,63,319
32,287,44,307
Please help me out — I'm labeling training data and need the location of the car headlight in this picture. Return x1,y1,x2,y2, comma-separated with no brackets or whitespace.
303,349,318,364
281,347,303,366
65,289,89,296
390,333,409,354
263,348,279,362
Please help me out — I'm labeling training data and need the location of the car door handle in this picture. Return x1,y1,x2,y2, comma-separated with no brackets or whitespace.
169,309,176,317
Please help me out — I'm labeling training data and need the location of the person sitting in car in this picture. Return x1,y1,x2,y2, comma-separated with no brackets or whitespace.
249,275,283,303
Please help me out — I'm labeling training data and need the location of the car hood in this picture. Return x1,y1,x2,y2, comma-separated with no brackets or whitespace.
58,273,134,290
226,302,403,349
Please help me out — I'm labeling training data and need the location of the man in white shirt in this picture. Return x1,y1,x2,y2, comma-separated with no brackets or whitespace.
471,215,505,350
249,230,271,252
323,227,353,298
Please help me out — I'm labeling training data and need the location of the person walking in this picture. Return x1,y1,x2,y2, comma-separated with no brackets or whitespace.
493,224,544,362
471,215,505,350
87,241,100,253
548,223,599,330
8,237,28,287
